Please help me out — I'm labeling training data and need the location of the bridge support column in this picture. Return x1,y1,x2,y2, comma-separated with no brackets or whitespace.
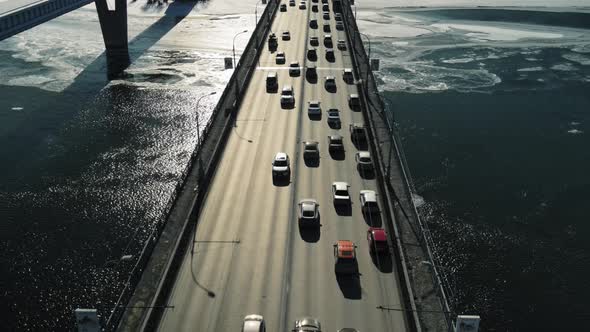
95,0,130,79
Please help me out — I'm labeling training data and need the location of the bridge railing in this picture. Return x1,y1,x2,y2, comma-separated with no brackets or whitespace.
0,0,94,41
339,0,453,330
109,1,281,331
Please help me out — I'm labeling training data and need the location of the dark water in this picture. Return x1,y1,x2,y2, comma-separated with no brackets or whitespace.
0,82,202,330
386,46,590,329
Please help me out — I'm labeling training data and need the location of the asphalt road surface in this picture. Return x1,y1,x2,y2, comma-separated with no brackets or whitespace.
157,2,409,331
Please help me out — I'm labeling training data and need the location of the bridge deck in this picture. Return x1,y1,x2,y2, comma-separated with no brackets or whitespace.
0,0,45,17
156,2,410,331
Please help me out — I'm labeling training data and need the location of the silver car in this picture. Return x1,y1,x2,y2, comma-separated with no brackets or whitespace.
308,100,321,116
280,85,294,107
298,199,320,226
327,108,340,127
355,151,373,170
292,317,322,332
293,317,322,332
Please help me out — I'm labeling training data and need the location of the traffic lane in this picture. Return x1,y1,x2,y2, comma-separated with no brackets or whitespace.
287,97,398,330
157,14,305,328
265,2,309,67
161,4,312,331
326,34,411,331
330,25,411,332
156,67,286,330
283,18,409,330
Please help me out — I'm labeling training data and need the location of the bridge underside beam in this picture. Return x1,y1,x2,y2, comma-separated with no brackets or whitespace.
95,0,130,79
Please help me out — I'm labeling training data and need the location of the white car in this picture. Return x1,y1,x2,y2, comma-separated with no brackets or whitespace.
308,100,321,116
289,61,301,76
342,68,354,83
325,76,336,91
355,151,373,170
332,182,351,205
281,85,294,107
324,34,333,47
282,30,291,40
298,199,319,226
272,152,290,178
348,93,360,108
242,314,266,332
360,190,379,214
276,51,286,64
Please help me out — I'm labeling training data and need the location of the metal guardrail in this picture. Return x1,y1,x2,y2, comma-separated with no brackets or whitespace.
106,1,281,331
339,0,453,330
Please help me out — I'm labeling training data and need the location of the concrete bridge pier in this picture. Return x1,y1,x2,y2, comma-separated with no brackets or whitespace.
95,0,130,79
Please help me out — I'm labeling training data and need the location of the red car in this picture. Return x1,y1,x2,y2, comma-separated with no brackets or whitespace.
367,227,388,254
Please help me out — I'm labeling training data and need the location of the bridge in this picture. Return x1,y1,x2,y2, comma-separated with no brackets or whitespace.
66,0,476,331
1,0,130,78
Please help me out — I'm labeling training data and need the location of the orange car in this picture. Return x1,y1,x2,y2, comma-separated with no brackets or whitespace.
334,240,358,274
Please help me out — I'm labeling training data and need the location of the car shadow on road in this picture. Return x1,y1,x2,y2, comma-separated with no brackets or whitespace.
299,224,320,243
334,203,352,216
363,212,382,227
329,150,345,160
272,176,291,187
309,113,322,121
304,157,320,168
358,167,376,180
352,140,368,151
306,75,318,84
370,253,393,273
336,273,362,299
328,121,341,129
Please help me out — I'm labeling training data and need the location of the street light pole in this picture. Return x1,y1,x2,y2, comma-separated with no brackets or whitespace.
196,91,217,144
232,30,248,69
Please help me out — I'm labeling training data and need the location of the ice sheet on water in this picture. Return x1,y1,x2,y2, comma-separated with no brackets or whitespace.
562,52,590,65
517,66,544,72
567,129,584,134
431,23,563,41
